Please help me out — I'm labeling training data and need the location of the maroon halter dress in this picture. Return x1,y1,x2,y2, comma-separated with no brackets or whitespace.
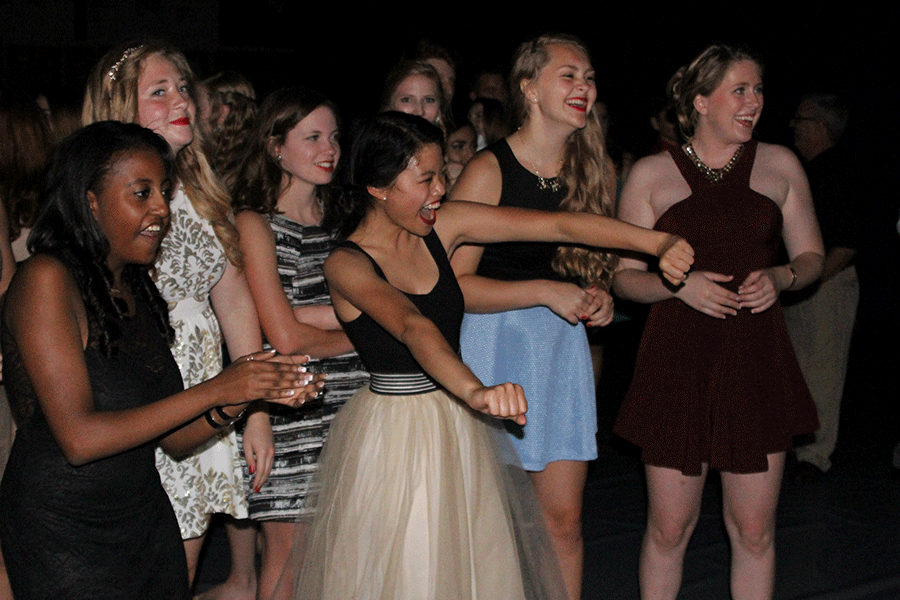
614,140,818,476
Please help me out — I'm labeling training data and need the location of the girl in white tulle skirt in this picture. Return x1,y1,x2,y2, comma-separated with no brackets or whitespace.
275,111,693,600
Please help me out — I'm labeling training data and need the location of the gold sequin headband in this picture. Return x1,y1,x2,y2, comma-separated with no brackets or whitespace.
108,45,144,82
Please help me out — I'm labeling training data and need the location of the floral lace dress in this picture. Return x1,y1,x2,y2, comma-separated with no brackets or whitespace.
153,188,247,539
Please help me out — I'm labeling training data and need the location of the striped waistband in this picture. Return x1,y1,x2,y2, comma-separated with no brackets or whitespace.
369,372,438,395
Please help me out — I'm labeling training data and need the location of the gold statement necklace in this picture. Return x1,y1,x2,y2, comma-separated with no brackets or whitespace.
684,142,744,183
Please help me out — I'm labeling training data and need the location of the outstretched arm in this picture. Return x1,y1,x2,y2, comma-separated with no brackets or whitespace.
438,200,694,286
5,255,317,467
449,151,634,325
325,247,528,425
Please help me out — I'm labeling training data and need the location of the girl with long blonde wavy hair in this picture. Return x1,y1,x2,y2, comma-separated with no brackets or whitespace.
450,32,617,600
83,40,274,596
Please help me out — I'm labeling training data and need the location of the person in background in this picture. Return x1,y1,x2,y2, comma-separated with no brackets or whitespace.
196,68,264,600
784,93,859,479
468,68,508,106
444,120,478,191
413,40,457,104
231,87,368,600
0,90,54,263
381,60,449,132
203,70,258,192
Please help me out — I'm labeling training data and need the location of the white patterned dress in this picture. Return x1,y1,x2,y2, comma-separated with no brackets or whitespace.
153,189,247,539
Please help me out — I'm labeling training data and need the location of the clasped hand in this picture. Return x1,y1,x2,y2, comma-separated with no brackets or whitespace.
678,268,780,317
544,282,613,326
737,268,780,313
218,350,325,408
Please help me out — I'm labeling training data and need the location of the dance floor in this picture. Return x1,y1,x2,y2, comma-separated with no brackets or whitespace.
196,320,900,600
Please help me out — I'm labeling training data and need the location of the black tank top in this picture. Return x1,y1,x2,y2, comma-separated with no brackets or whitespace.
337,230,464,378
475,138,567,282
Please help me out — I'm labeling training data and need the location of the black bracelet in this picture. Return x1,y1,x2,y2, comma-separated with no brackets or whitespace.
205,410,225,429
214,405,246,423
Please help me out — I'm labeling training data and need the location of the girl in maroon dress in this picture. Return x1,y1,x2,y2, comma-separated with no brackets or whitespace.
613,45,824,599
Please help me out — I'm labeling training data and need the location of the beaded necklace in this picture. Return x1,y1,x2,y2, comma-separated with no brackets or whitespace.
684,142,744,183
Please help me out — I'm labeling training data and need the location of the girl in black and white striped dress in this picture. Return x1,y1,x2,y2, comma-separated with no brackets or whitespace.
231,87,367,600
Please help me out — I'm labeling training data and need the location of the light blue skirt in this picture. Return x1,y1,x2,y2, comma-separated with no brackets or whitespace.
460,306,597,471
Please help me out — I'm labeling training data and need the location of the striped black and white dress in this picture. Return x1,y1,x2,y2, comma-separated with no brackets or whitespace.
240,213,368,520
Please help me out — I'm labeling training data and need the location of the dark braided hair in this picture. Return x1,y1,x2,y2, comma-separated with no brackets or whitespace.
28,121,175,356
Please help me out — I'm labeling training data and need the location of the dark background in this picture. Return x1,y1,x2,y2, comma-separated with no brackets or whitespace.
3,0,897,436
0,3,894,154
4,5,900,597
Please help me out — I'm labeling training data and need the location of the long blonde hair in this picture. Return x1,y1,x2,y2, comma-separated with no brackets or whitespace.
82,40,241,267
510,33,617,288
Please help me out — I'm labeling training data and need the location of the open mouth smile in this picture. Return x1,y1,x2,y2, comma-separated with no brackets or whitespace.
566,98,588,112
419,200,440,226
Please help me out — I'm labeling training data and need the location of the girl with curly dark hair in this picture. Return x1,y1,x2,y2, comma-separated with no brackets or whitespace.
0,121,318,599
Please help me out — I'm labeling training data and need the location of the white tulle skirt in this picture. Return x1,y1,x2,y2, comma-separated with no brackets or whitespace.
277,383,567,600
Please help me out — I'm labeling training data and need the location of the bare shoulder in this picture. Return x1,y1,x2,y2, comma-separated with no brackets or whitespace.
323,243,370,283
622,150,690,221
460,148,500,177
4,254,85,340
628,151,680,186
449,148,502,205
8,254,77,301
750,142,806,206
755,142,804,173
234,209,275,244
235,209,270,230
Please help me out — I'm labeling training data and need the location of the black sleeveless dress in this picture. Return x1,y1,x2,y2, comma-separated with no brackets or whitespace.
0,291,188,599
614,141,819,475
285,231,567,600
